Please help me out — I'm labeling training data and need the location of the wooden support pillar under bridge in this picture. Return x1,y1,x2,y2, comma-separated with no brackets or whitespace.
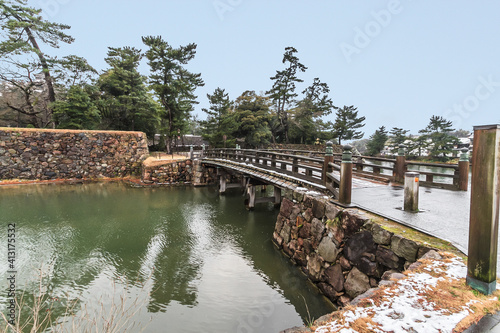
246,184,282,210
217,168,282,209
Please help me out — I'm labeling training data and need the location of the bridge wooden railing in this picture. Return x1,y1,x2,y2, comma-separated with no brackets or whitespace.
204,148,331,187
261,147,468,191
202,145,470,203
350,155,466,190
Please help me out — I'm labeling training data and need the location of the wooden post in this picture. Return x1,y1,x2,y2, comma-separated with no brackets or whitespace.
292,157,299,173
274,186,282,207
247,185,256,210
466,124,500,295
458,148,470,191
323,141,334,185
219,175,227,193
271,154,276,168
395,144,406,183
339,145,353,205
404,172,420,212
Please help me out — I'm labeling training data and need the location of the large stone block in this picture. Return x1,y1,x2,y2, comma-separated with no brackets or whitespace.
280,198,294,218
376,246,403,269
318,236,340,262
312,199,326,219
324,264,344,292
298,222,311,239
325,203,341,220
371,224,393,245
341,211,366,237
307,253,324,282
343,231,376,263
275,214,286,233
356,257,379,276
391,235,419,262
311,218,325,241
345,267,371,298
280,223,291,245
318,282,337,301
293,250,307,266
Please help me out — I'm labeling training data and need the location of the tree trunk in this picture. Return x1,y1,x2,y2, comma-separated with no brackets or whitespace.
24,26,56,128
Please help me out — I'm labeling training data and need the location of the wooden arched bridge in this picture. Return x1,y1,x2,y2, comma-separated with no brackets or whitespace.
199,145,470,209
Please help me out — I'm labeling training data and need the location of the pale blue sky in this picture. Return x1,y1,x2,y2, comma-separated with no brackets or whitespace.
32,0,500,137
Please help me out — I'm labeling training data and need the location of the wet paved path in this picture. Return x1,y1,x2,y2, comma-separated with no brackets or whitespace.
351,180,500,279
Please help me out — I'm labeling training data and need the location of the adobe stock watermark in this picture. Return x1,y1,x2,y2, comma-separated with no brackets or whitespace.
339,0,404,64
213,0,243,21
37,0,72,19
443,75,500,128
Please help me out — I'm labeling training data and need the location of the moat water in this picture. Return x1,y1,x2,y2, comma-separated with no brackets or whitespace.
0,182,334,332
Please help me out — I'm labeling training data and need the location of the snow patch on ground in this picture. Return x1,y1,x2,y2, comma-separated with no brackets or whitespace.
315,256,472,333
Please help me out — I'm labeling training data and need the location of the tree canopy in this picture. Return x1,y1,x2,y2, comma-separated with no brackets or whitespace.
331,105,366,145
267,46,307,143
142,35,204,152
366,126,388,156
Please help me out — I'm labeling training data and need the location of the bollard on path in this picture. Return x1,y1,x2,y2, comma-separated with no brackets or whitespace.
458,148,469,191
339,145,353,205
403,172,420,212
466,124,500,295
395,144,406,183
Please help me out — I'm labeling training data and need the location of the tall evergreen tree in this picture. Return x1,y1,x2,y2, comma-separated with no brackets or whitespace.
366,126,388,156
142,35,204,153
389,127,409,153
97,46,160,137
201,87,232,147
418,115,458,158
291,78,335,144
230,91,272,148
52,85,100,129
331,105,366,145
267,46,307,143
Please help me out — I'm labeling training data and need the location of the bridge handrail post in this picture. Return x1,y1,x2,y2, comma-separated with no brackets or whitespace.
339,145,353,205
201,144,205,158
394,144,406,183
292,156,299,173
467,124,500,295
271,153,276,168
322,141,334,185
458,148,469,191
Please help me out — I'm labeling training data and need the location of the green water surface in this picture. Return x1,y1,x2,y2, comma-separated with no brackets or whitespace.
0,183,334,332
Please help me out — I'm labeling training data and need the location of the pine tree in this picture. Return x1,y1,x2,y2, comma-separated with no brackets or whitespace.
142,36,204,153
291,78,335,144
266,47,307,143
366,126,388,156
418,115,458,158
97,46,160,137
389,127,409,153
0,0,74,126
201,87,232,147
331,105,366,145
52,85,100,129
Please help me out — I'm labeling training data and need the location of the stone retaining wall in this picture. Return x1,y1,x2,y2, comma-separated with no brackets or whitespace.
0,128,148,180
141,159,217,185
273,190,434,308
